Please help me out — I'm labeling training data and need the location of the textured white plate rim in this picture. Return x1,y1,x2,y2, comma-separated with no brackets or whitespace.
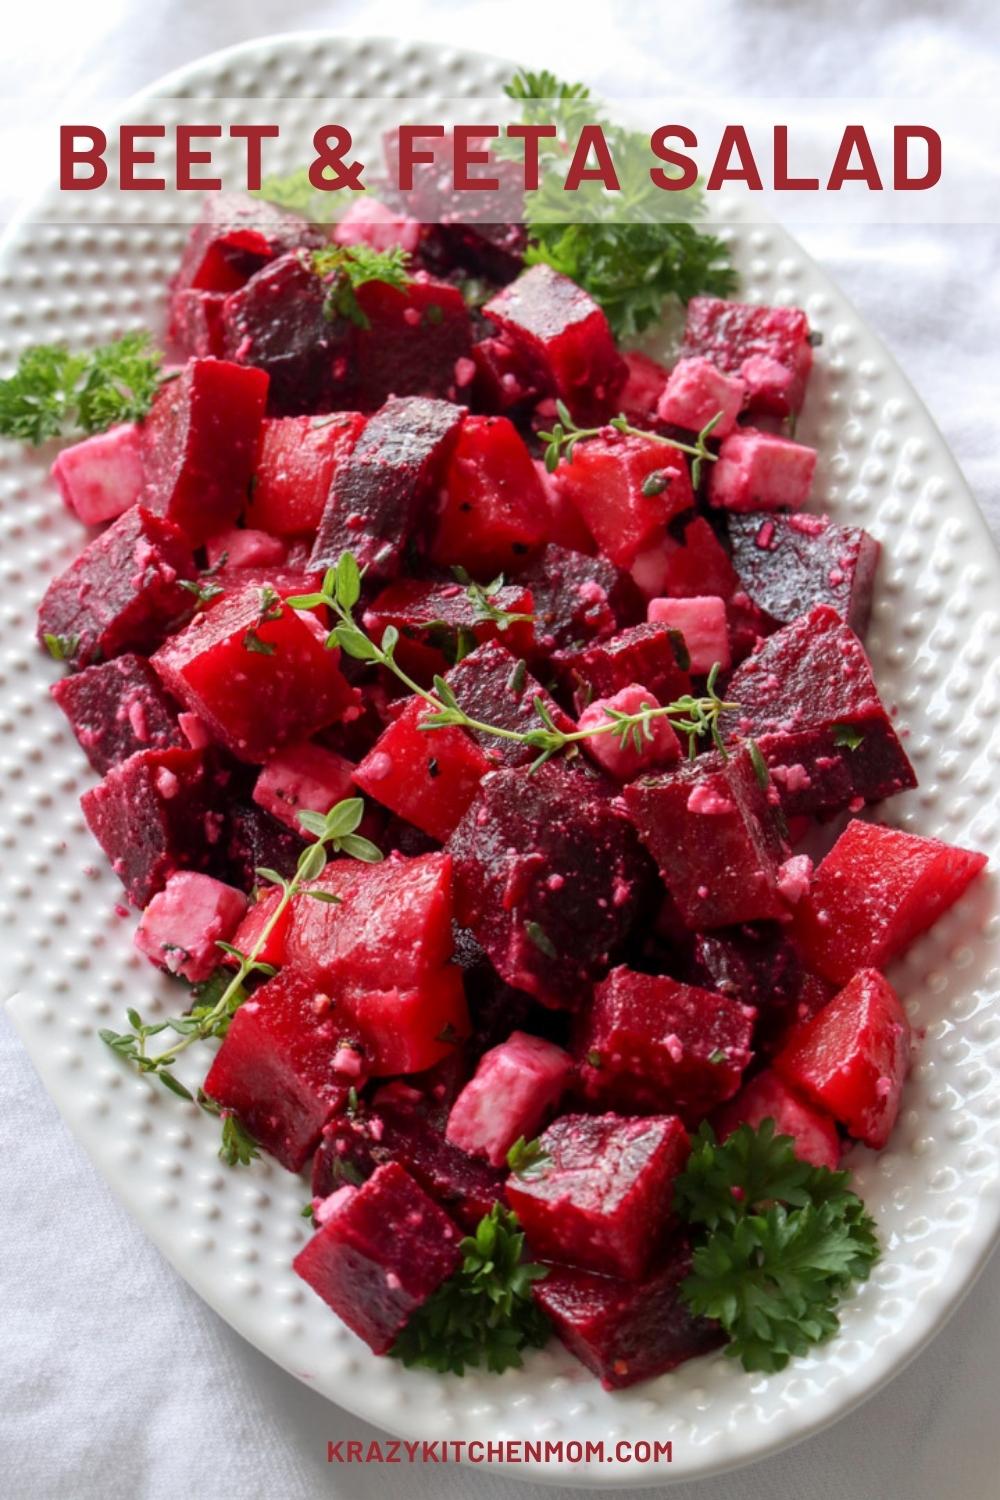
2,31,999,1490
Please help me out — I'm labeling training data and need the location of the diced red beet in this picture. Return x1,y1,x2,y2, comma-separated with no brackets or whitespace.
534,1245,722,1388
224,886,291,971
576,967,754,1118
505,1112,689,1279
140,358,268,546
470,335,546,416
51,423,144,526
173,192,323,294
293,1163,462,1354
647,595,730,674
285,850,454,992
253,740,355,833
533,458,596,555
80,746,212,906
552,434,694,569
624,745,789,929
619,350,670,427
708,428,817,513
51,653,183,773
310,396,464,579
631,514,739,603
204,527,286,571
335,967,469,1076
134,871,247,983
247,413,366,536
352,275,473,411
577,684,682,781
517,544,641,654
441,641,575,768
728,511,881,636
354,699,492,842
361,577,534,686
657,356,745,438
151,581,356,763
428,415,549,574
167,288,227,359
721,605,916,818
681,296,813,417
774,969,911,1150
685,925,833,1056
224,802,306,893
714,1069,840,1170
554,624,692,715
445,1031,573,1166
791,818,988,985
37,505,196,670
483,264,627,423
449,762,648,1010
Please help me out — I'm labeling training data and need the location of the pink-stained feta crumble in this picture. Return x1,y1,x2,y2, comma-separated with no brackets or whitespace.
253,740,356,832
578,683,681,782
134,871,248,982
446,1031,573,1167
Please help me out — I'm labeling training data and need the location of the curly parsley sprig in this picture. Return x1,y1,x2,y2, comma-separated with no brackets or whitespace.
311,244,411,329
0,331,166,444
539,400,723,488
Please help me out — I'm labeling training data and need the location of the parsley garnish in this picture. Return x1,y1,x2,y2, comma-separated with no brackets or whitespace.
0,331,164,444
506,1135,551,1180
311,244,411,329
833,724,865,751
42,632,80,662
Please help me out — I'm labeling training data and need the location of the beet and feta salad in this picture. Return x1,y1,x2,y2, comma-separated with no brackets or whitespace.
2,71,991,1390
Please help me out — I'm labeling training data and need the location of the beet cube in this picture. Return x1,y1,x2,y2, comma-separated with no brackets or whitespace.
552,434,694,569
619,350,670,427
517,544,641,654
354,699,492,842
151,581,356,763
205,526,287,571
577,967,754,1118
134,871,247,983
685,924,832,1056
252,740,356,833
656,355,745,438
446,1031,573,1166
681,295,813,417
708,428,816,513
51,422,144,526
332,967,470,1076
534,1246,722,1387
51,653,183,773
483,264,627,423
293,1163,462,1353
225,886,292,971
353,276,473,410
791,818,988,985
441,641,575,768
174,193,323,294
167,288,226,359
774,969,911,1150
247,413,366,536
361,578,534,686
728,512,880,636
469,335,546,416
224,802,306,892
310,396,464,579
631,514,739,603
429,415,549,574
80,746,211,906
714,1069,840,1170
450,762,648,1010
624,745,789,929
37,505,196,670
505,1112,689,1279
721,605,916,818
553,624,691,715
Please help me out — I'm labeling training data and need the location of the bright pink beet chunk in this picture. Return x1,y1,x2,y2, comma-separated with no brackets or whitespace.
140,358,269,545
656,356,744,437
505,1112,689,1279
445,1031,573,1166
449,762,648,1010
554,624,691,715
429,414,549,574
151,580,356,762
624,745,789,929
714,1068,840,1170
774,969,911,1150
293,1163,463,1354
647,595,730,673
577,967,754,1118
203,969,366,1169
721,605,916,818
51,652,183,772
728,512,880,637
310,396,463,578
205,526,287,570
483,263,627,424
253,740,356,832
631,513,739,602
37,505,196,670
551,432,694,569
681,295,813,417
791,817,988,985
134,871,247,982
247,413,366,536
578,684,682,781
441,641,575,768
708,428,817,512
80,746,212,906
534,1246,723,1388
354,699,492,842
51,422,144,525
225,886,292,971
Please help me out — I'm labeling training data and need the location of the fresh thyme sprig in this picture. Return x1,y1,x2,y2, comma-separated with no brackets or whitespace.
288,554,737,771
452,566,534,631
99,797,382,1164
506,1135,551,1180
539,400,723,487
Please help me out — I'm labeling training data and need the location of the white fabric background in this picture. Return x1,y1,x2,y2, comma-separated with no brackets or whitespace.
2,2,999,1496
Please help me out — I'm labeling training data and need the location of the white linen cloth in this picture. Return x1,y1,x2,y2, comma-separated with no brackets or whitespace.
2,2,999,1495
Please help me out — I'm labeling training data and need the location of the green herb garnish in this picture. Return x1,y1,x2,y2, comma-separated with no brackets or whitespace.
312,244,411,329
0,332,164,443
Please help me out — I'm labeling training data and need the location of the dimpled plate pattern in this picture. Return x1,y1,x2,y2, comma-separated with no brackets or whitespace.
3,33,1000,1490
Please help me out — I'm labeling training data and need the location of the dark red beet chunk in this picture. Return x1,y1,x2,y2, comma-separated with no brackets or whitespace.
721,605,916,818
429,415,549,575
354,699,492,842
516,544,641,654
449,762,648,1010
37,506,196,670
685,925,832,1056
576,967,755,1119
293,1163,462,1354
633,515,740,602
442,641,575,768
469,335,545,414
361,578,534,686
728,512,880,636
715,1069,841,1170
80,746,211,906
224,802,306,892
791,817,988,985
553,623,692,715
681,295,813,417
167,288,226,359
140,358,269,545
483,264,627,424
624,745,789,929
505,1112,689,1280
353,276,472,410
247,413,367,537
534,1246,722,1388
51,653,183,772
173,192,323,294
151,580,356,763
310,396,464,579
